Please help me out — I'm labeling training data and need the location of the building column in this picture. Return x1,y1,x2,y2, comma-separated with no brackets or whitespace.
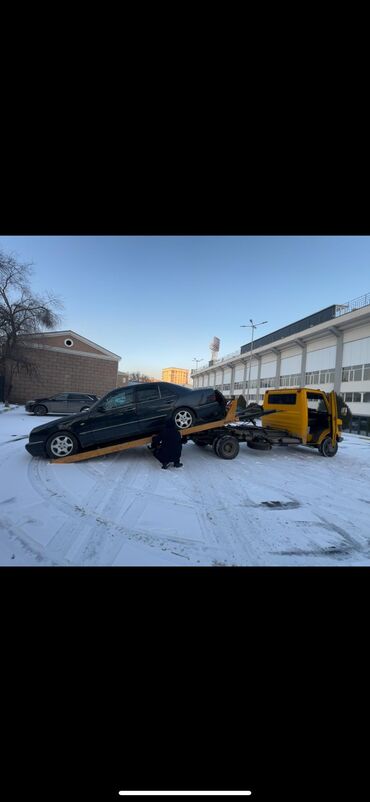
242,358,249,396
256,356,262,399
334,331,344,393
230,365,235,396
274,351,281,388
300,344,307,387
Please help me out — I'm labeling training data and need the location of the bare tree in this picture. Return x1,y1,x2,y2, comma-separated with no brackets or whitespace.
128,372,150,382
0,248,63,403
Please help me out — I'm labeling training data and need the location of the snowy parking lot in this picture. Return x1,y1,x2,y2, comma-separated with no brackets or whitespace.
1,404,370,566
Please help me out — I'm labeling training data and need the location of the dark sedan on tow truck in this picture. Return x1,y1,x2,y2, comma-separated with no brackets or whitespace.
25,382,227,459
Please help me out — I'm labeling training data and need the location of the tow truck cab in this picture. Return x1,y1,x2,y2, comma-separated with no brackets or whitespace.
261,388,342,451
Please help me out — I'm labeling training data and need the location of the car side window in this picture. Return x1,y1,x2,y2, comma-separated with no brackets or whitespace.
159,384,178,398
103,389,135,410
136,385,160,403
52,394,69,401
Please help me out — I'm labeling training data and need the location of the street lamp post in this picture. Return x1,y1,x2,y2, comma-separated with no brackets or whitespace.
240,319,268,403
192,358,203,388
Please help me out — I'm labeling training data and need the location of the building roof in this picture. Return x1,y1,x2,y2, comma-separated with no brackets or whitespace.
23,330,121,360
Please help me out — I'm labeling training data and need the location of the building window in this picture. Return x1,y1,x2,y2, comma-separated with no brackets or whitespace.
223,384,231,391
260,377,276,387
319,370,335,383
363,393,370,403
364,364,370,380
234,381,244,390
305,371,320,384
280,373,300,387
342,365,362,382
64,338,74,347
344,392,361,402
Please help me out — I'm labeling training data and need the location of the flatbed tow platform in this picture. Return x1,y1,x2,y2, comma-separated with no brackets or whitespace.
51,399,240,463
51,400,300,464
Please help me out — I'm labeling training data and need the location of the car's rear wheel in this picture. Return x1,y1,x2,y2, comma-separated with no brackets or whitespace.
173,408,195,429
46,431,79,459
34,404,47,416
216,435,240,459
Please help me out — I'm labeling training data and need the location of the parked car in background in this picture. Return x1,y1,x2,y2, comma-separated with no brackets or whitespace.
25,393,99,415
25,382,227,458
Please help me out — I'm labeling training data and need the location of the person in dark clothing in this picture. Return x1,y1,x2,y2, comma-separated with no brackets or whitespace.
149,417,183,469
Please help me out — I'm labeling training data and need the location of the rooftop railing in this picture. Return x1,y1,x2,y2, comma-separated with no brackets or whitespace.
191,350,241,374
335,292,370,316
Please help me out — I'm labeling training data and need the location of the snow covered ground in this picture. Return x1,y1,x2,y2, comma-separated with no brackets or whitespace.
1,404,370,566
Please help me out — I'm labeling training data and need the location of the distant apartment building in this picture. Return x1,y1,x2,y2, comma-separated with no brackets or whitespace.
162,367,189,385
191,293,370,435
2,330,120,404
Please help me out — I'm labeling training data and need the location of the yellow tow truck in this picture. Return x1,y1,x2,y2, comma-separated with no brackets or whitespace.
190,387,343,458
51,389,343,463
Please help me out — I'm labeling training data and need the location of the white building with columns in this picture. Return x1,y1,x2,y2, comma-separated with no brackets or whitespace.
191,293,370,434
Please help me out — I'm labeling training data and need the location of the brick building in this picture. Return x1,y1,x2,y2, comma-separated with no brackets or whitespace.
7,330,121,404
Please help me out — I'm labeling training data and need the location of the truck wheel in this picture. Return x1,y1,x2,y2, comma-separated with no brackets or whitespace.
212,437,221,454
215,435,240,460
247,439,272,451
319,437,338,457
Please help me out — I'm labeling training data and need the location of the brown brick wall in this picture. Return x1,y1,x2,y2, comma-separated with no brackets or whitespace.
27,335,108,355
10,348,118,404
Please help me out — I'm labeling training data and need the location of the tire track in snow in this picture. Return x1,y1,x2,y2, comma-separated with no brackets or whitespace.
180,447,263,565
27,451,203,563
0,518,57,565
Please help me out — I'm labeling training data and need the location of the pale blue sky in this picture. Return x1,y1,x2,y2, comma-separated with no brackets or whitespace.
1,235,369,377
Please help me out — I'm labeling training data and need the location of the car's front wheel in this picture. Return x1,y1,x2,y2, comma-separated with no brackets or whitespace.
173,408,195,429
46,431,79,459
34,404,47,416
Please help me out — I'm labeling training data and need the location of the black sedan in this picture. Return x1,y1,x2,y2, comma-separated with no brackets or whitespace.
25,382,227,459
25,393,99,415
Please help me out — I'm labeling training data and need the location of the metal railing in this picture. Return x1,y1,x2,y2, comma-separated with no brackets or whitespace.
335,292,370,317
191,350,241,375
